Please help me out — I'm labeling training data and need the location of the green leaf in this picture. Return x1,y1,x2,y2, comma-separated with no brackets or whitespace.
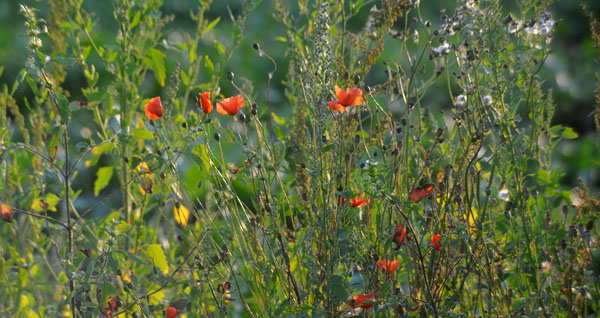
213,40,226,55
272,112,286,126
327,275,348,302
11,69,27,96
134,128,154,140
145,48,166,86
44,193,60,212
94,166,114,196
193,144,211,172
560,127,578,139
204,17,220,34
204,55,214,74
147,244,169,274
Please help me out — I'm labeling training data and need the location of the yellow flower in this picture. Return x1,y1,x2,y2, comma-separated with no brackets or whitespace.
174,203,189,227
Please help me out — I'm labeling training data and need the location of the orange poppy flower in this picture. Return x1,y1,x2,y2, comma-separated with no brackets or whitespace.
1,203,12,223
377,258,400,275
409,184,435,203
166,306,181,318
392,224,407,250
144,96,163,120
216,95,245,116
349,190,370,207
431,234,442,251
328,86,363,112
199,91,213,114
347,293,377,309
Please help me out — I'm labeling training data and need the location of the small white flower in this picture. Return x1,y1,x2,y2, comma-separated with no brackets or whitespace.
525,25,539,35
454,95,467,107
482,95,492,105
498,188,509,201
508,21,519,34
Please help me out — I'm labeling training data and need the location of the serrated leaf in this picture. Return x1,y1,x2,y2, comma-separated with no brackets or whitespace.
134,128,154,140
94,166,114,196
147,244,169,274
145,48,166,86
327,275,348,302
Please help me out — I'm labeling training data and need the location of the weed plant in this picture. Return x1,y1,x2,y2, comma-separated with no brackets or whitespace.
0,0,599,317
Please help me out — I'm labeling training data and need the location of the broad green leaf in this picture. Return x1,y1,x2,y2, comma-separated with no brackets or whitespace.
560,127,578,139
134,128,154,140
44,193,60,212
94,166,114,196
147,244,169,274
145,48,166,86
204,55,214,73
327,275,348,302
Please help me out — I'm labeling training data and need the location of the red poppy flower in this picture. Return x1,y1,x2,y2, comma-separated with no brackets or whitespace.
376,258,400,275
216,95,244,116
348,293,377,309
328,86,363,112
199,91,213,114
166,306,181,318
1,204,12,223
431,234,442,251
144,96,163,120
409,184,435,203
392,224,407,250
349,190,370,207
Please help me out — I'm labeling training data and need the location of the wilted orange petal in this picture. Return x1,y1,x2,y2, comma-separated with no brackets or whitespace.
431,234,442,251
409,184,435,203
392,224,407,250
1,204,12,223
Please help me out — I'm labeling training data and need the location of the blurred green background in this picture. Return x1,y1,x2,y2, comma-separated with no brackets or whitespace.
1,0,599,190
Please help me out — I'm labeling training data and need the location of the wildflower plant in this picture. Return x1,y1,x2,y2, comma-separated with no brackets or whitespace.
0,0,597,317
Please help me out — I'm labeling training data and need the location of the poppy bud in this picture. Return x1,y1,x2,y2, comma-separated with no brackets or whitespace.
353,74,360,85
436,128,443,137
425,20,431,27
227,72,234,81
253,42,260,50
197,180,202,188
300,162,306,169
204,118,212,124
562,205,568,216
365,86,371,94
177,235,183,242
401,118,407,126
343,71,349,80
123,156,129,163
214,133,221,142
586,220,594,231
433,30,439,36
321,135,327,143
160,171,166,179
238,113,246,122
182,122,187,128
